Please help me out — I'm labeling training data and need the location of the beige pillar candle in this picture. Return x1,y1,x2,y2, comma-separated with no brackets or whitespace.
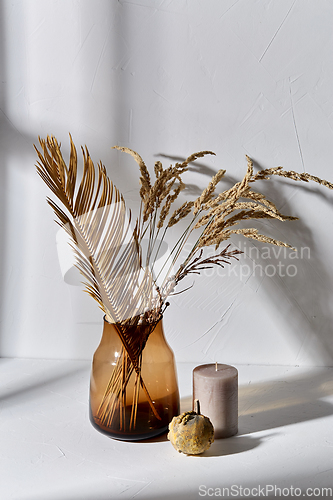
193,363,238,439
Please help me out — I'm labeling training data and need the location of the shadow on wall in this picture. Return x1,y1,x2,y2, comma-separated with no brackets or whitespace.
246,158,333,366
1,0,332,365
0,2,35,354
158,152,333,367
0,0,39,354
0,0,6,352
0,1,123,356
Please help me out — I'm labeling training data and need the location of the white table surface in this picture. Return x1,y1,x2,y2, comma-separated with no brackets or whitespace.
0,359,332,500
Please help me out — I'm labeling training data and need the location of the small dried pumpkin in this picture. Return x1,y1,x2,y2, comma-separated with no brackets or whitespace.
167,400,214,455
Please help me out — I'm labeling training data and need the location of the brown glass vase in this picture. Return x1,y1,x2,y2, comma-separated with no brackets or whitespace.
89,316,180,440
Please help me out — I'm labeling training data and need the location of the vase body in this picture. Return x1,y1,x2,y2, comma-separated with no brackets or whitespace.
89,316,180,440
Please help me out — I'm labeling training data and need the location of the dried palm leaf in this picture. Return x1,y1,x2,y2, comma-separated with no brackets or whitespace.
39,138,157,321
35,135,161,423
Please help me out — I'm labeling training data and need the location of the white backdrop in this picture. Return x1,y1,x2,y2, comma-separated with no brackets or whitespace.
0,0,333,366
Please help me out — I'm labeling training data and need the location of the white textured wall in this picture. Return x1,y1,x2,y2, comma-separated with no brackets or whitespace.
0,0,333,366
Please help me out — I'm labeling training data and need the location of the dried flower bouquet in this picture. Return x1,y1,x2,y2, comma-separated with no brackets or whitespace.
35,136,333,431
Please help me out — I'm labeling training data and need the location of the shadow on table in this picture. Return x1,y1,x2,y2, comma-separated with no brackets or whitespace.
145,368,333,454
0,359,90,405
238,368,333,435
137,395,264,455
202,432,264,457
135,429,263,457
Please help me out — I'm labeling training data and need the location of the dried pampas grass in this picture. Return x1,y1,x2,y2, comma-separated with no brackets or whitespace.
36,137,333,319
36,135,333,433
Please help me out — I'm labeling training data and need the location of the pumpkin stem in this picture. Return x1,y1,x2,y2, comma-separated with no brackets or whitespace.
194,399,200,415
